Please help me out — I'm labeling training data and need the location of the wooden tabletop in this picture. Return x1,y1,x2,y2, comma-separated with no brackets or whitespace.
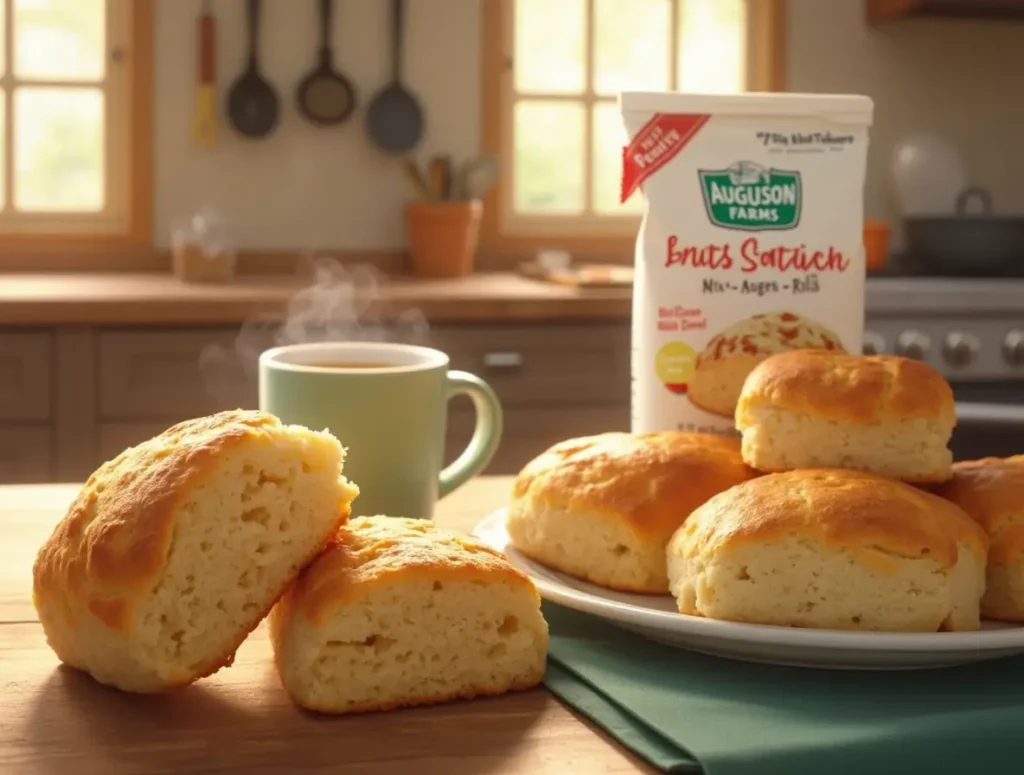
0,478,655,775
0,272,632,326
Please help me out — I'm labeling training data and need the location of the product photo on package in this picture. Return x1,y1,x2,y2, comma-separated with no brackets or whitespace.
620,92,874,436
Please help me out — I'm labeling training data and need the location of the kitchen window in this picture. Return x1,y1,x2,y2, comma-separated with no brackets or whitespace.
0,0,152,250
480,0,785,262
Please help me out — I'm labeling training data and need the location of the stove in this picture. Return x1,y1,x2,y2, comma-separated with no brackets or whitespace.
869,252,1024,279
865,274,1024,460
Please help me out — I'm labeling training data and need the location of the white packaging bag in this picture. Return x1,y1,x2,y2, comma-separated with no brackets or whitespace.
620,91,874,435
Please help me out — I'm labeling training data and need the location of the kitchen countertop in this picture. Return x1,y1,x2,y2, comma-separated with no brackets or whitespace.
0,272,1021,327
0,272,631,326
0,477,654,775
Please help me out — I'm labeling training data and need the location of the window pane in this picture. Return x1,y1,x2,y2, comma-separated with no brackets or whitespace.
0,5,6,78
15,0,105,81
15,87,104,212
0,95,5,209
593,102,642,215
593,0,670,96
679,0,745,93
514,101,585,214
514,0,585,94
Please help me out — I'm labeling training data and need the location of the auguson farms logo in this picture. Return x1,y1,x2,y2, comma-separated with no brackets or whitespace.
698,161,801,231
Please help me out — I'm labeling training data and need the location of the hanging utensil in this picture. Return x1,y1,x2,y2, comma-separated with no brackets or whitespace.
402,159,432,200
191,0,217,147
226,0,280,139
296,0,357,126
456,154,499,200
427,155,453,200
365,0,424,154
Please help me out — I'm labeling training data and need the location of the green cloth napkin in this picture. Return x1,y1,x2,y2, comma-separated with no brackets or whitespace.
542,602,1024,775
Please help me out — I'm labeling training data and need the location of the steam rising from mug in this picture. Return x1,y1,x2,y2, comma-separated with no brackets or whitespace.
199,256,430,404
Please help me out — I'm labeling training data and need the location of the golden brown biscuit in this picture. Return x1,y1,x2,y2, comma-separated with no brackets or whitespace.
507,432,758,592
269,516,548,714
935,456,1024,622
667,469,989,632
33,409,359,693
689,311,845,418
736,349,955,482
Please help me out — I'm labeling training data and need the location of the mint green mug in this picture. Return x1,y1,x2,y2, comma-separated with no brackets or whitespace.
259,342,503,519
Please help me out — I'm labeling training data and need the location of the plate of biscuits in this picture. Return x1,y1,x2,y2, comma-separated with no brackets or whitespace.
475,349,1024,670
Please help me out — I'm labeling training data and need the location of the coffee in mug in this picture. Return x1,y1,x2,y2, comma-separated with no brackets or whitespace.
306,362,393,369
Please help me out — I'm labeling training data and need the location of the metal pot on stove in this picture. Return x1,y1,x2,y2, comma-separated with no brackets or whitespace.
903,187,1024,276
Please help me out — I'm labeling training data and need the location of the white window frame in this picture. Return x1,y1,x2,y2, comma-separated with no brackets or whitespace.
0,0,131,236
496,0,773,241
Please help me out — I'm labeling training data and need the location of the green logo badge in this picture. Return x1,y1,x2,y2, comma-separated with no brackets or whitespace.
698,161,802,231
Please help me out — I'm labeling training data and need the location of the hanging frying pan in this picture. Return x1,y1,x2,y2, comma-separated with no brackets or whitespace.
296,0,357,126
366,0,424,153
226,0,280,138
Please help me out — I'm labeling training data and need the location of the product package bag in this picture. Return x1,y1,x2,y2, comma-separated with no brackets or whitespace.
620,92,874,435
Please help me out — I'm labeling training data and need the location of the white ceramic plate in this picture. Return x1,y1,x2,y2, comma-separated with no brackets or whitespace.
473,508,1024,670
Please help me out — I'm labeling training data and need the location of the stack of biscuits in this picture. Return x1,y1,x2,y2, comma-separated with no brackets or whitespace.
509,349,1024,633
32,410,549,712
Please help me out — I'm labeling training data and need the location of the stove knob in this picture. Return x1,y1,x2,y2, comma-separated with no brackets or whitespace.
862,332,886,356
1003,330,1024,367
896,330,930,361
943,332,980,368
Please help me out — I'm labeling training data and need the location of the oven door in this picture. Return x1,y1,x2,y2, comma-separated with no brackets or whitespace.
951,382,1024,461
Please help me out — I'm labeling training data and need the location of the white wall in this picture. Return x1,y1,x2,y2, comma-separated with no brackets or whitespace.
154,0,481,250
154,0,1023,252
788,0,1024,247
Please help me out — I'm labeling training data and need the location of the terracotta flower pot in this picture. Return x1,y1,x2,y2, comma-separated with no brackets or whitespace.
404,199,483,278
863,220,890,272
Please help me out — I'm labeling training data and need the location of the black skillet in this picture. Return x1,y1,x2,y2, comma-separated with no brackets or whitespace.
904,187,1024,277
296,0,357,126
227,0,280,138
366,0,424,154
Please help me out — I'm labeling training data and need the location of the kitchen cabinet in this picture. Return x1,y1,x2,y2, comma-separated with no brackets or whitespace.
0,332,52,422
0,330,53,484
3,321,631,484
431,324,630,408
447,405,629,475
0,427,51,483
868,0,1024,22
98,328,269,420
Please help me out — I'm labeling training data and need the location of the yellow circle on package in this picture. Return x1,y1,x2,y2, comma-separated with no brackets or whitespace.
655,342,696,395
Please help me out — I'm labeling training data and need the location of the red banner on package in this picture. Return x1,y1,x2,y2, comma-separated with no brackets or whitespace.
620,113,710,203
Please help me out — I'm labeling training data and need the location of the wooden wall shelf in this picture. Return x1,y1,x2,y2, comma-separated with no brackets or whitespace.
868,0,1024,22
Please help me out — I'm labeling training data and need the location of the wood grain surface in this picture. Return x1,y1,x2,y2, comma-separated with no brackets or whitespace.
0,479,655,775
0,272,631,326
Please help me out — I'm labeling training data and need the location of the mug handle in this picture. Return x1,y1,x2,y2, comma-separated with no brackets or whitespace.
438,370,503,498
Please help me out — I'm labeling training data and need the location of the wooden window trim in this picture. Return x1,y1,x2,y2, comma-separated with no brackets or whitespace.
478,0,787,269
0,0,153,265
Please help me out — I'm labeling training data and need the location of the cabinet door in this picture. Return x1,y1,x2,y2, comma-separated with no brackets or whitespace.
97,423,173,464
0,427,52,483
98,327,274,421
446,406,630,476
0,332,52,422
430,324,630,408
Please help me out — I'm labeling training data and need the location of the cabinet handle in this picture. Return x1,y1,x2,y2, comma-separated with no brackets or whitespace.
482,351,524,371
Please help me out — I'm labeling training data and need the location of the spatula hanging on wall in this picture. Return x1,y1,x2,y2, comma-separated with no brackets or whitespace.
191,0,218,146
